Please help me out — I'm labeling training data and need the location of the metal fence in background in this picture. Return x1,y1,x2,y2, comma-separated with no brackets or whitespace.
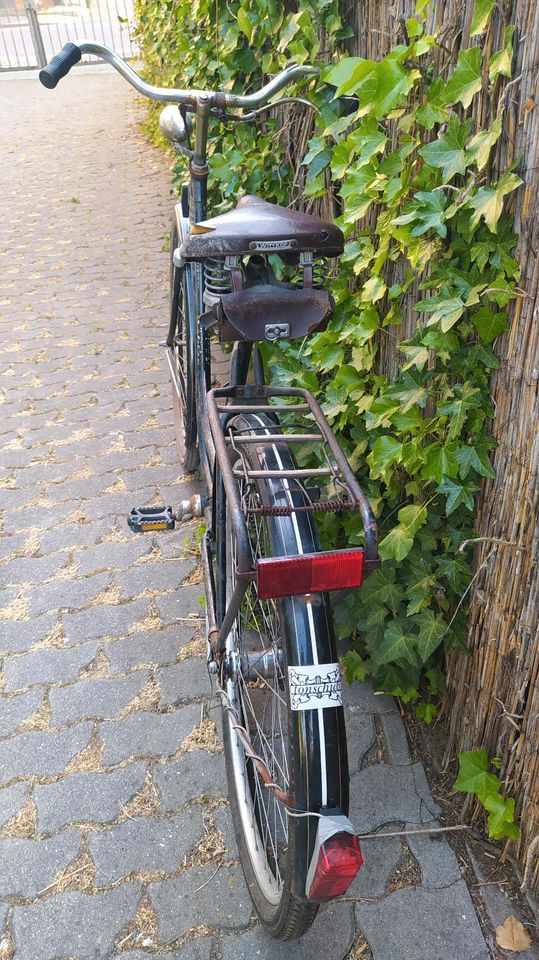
0,0,137,70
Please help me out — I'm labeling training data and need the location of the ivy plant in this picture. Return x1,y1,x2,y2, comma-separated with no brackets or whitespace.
454,750,520,841
134,0,521,711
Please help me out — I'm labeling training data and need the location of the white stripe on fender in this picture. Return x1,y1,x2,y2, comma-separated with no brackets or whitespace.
250,415,328,808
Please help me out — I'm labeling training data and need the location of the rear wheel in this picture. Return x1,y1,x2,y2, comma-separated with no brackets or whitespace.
169,219,199,472
216,414,349,940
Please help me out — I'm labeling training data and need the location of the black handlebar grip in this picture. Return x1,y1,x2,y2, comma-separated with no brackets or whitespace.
39,43,82,89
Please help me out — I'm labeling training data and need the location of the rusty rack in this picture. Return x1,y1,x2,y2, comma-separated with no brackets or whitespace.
203,384,379,651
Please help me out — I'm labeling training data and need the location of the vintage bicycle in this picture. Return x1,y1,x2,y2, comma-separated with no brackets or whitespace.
40,42,379,940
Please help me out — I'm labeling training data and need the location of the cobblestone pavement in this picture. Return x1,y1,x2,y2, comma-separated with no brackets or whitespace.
0,70,492,960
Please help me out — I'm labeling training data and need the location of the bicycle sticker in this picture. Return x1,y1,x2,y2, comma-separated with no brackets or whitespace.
288,663,342,711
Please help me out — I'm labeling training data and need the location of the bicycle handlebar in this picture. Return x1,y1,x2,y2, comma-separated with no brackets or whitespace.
39,41,319,108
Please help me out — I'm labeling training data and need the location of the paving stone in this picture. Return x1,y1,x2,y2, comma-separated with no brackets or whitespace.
157,659,211,706
73,539,154,576
348,763,440,833
3,641,99,691
1,554,68,587
0,830,80,898
90,810,205,884
341,676,395,715
113,944,212,960
354,882,490,960
0,689,44,737
0,612,57,655
156,586,207,624
0,903,7,934
113,559,197,598
154,751,227,810
347,828,404,899
37,520,111,555
34,763,148,831
218,901,355,960
101,705,201,765
105,625,196,672
0,782,29,829
63,598,150,644
0,723,93,784
12,884,141,960
150,864,253,941
381,712,412,765
50,673,148,725
27,572,111,617
344,708,376,773
405,821,462,888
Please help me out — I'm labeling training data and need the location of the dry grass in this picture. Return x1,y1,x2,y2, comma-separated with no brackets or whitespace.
349,934,374,960
65,731,103,774
134,545,163,565
119,773,160,821
99,528,130,545
0,796,37,840
115,893,159,952
78,649,110,680
181,718,222,755
44,847,95,896
387,839,421,892
129,603,163,634
188,812,227,867
91,583,122,606
183,565,204,586
104,475,127,495
64,508,87,525
144,453,163,468
34,621,66,649
18,696,51,733
47,554,79,581
0,592,29,622
177,636,206,661
106,437,126,454
0,928,14,960
122,675,161,715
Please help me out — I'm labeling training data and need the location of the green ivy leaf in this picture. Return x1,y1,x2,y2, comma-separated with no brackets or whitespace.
379,525,414,561
468,171,523,233
440,47,483,109
420,114,472,181
484,793,520,840
489,25,515,82
362,275,387,303
416,609,447,659
359,566,405,614
416,296,466,332
367,435,403,479
470,0,495,35
455,443,496,479
415,701,438,723
471,306,510,343
437,476,476,514
421,443,459,483
377,621,419,668
236,6,254,42
466,117,502,170
343,650,369,684
453,749,501,799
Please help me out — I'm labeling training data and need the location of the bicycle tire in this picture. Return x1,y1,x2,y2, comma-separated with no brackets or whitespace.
216,412,349,940
169,218,199,472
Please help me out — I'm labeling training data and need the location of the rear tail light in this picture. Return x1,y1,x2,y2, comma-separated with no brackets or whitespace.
257,548,364,600
306,812,363,901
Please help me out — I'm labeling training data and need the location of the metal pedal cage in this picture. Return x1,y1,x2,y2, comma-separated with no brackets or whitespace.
205,383,379,654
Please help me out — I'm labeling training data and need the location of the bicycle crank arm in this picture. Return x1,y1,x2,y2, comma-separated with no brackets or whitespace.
127,495,208,533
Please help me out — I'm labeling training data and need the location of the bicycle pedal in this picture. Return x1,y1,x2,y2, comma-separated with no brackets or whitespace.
128,506,175,533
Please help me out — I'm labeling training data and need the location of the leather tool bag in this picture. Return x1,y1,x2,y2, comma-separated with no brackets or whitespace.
202,284,334,343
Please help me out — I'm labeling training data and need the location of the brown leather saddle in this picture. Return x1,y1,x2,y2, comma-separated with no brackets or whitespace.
179,194,344,259
181,195,344,343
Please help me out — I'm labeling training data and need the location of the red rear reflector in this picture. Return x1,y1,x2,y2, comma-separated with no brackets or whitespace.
307,832,363,901
257,548,364,600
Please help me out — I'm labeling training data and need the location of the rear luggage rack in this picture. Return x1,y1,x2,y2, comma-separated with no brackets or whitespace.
208,384,378,560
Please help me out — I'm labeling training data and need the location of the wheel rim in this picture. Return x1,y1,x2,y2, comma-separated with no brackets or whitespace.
224,484,291,907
